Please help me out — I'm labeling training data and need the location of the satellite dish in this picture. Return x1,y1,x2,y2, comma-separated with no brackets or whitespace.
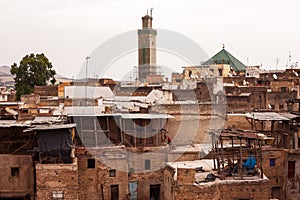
268,104,272,109
293,70,299,77
273,74,278,79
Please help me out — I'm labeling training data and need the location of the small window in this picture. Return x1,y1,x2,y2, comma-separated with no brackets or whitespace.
87,158,95,168
271,105,275,109
218,69,223,76
52,191,64,199
270,159,276,167
145,159,151,170
11,167,19,177
22,109,29,113
109,169,116,177
288,161,296,179
281,87,287,92
279,105,284,110
129,168,134,174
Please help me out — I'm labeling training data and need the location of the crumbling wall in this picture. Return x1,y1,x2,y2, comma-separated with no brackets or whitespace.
174,184,220,200
35,158,78,200
173,178,270,200
226,114,252,130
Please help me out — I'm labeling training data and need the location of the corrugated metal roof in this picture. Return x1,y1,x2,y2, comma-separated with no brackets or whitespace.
24,123,76,131
120,113,174,119
246,112,293,121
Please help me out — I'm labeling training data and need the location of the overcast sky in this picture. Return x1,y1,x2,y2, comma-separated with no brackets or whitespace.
1,0,300,80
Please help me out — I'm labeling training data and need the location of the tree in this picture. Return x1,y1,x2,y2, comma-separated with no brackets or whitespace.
11,53,56,100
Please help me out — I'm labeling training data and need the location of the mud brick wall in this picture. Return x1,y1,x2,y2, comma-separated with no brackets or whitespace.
218,179,271,200
129,169,165,200
262,147,286,200
168,152,200,162
177,168,195,184
163,167,175,200
76,148,128,200
266,91,297,111
226,114,252,130
35,159,78,200
174,184,220,200
127,151,167,173
286,151,300,200
34,85,58,96
0,155,34,199
173,178,270,200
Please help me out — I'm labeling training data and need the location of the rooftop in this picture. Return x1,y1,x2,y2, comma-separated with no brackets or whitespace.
204,47,246,72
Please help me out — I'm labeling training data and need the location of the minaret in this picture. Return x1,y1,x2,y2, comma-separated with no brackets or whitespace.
138,9,157,82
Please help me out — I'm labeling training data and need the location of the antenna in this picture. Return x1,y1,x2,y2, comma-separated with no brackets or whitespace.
85,55,90,106
274,57,279,71
289,52,292,68
150,7,154,17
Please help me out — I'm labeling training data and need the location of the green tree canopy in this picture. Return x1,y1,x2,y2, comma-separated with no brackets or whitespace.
11,53,56,100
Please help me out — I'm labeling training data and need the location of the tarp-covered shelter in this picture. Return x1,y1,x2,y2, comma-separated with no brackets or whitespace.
25,124,76,163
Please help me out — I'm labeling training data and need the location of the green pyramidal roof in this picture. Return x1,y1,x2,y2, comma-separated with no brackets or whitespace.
204,48,246,72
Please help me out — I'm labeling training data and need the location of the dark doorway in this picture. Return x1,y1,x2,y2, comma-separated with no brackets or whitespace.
111,185,119,200
272,186,281,199
150,184,160,200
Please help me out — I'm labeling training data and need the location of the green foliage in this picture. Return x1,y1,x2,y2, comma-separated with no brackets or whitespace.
11,53,56,100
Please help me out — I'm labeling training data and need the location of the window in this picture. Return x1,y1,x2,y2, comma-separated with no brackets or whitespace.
109,169,116,177
111,185,119,200
270,159,276,167
145,159,151,170
52,191,64,199
288,161,296,179
11,167,19,177
281,87,287,92
279,105,284,110
129,168,134,174
218,69,223,76
271,105,275,109
87,158,95,168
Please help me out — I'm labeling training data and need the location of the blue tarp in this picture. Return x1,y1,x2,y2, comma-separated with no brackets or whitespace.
243,155,256,170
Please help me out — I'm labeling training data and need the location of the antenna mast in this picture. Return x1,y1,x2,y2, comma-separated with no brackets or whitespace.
289,52,292,68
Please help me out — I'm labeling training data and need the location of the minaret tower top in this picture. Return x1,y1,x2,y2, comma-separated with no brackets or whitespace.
142,14,153,29
137,8,157,82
